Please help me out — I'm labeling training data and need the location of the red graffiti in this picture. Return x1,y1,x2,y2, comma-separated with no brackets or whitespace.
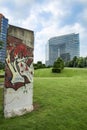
5,36,33,90
14,44,28,58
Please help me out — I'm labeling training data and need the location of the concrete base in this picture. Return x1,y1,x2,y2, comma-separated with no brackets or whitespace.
4,83,33,118
4,105,33,118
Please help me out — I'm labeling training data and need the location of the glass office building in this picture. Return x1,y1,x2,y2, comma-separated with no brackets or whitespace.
46,33,80,66
0,14,8,63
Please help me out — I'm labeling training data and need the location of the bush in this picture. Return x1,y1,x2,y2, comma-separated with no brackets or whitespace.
52,57,64,73
52,68,61,73
33,61,46,69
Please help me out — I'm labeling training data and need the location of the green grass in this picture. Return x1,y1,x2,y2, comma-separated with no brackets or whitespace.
0,78,4,82
0,69,4,75
0,68,87,130
34,67,87,78
0,69,4,82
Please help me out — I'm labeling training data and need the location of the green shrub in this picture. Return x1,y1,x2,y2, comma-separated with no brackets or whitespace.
52,57,64,73
52,68,61,73
33,62,46,69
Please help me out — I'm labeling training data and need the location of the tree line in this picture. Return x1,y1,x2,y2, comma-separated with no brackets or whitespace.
65,56,87,68
34,61,46,69
0,56,87,71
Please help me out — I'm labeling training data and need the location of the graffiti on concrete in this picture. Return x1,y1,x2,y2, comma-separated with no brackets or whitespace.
5,36,33,90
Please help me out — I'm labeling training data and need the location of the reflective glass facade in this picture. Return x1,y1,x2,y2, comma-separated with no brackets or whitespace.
46,33,80,66
0,14,8,62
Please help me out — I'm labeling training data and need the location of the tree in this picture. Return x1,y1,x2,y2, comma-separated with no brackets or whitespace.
0,41,5,70
33,63,37,69
72,56,78,67
0,40,3,49
66,56,78,67
0,61,5,70
37,61,43,69
33,61,46,69
65,56,87,68
52,57,64,73
77,57,84,68
83,57,87,67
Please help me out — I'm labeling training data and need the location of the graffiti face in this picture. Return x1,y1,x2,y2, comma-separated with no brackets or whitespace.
5,38,33,90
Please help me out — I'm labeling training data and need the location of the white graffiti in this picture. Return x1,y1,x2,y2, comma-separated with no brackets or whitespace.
6,51,33,84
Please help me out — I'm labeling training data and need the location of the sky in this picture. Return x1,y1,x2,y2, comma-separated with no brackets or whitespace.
0,0,87,63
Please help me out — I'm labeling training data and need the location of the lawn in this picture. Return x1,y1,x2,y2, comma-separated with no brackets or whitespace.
0,68,87,130
34,67,87,77
0,69,4,75
0,69,4,82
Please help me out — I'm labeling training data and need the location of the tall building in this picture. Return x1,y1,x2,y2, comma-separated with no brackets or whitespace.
46,33,80,66
0,14,8,62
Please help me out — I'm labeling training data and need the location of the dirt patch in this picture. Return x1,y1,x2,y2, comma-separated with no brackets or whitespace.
33,102,40,111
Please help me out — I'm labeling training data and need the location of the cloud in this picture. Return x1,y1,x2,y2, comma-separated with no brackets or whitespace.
34,22,86,63
78,0,87,4
0,0,87,63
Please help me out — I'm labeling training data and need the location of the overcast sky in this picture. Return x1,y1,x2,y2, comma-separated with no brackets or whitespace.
0,0,87,63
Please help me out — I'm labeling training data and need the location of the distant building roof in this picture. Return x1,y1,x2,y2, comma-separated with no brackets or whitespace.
0,13,5,18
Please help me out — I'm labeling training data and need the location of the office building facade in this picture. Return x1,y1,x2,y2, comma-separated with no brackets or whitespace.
46,33,80,66
0,14,8,62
